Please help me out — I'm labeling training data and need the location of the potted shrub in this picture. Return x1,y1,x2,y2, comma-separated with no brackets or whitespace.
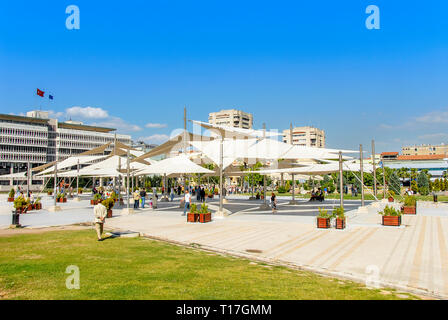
57,193,67,203
26,198,33,212
91,193,102,205
111,191,119,203
387,190,395,202
7,188,15,202
102,198,115,218
198,203,212,223
13,196,27,214
317,207,331,229
78,187,83,194
206,189,213,198
333,206,346,230
379,205,402,226
47,190,53,196
401,195,416,215
34,197,42,210
187,203,199,222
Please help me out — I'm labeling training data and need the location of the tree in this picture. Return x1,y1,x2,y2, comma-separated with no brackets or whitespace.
417,171,430,196
434,178,440,191
411,180,419,194
321,175,335,194
388,171,401,195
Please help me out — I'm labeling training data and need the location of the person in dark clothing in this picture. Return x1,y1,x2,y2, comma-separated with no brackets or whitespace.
177,185,181,195
140,188,147,208
200,187,205,202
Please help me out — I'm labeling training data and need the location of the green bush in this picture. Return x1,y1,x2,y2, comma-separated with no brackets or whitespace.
317,207,332,219
332,206,345,219
200,203,209,214
277,186,287,193
378,205,401,216
417,171,429,196
13,196,27,210
190,203,197,214
388,171,401,195
101,198,115,210
8,188,15,198
403,195,416,207
93,193,102,201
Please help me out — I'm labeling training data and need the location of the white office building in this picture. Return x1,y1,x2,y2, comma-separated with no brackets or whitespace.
0,110,131,189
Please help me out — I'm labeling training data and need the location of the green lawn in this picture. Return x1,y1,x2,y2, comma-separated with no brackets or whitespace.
0,229,417,300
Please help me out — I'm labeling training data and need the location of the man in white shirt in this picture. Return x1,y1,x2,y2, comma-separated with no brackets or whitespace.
94,201,107,241
182,190,191,216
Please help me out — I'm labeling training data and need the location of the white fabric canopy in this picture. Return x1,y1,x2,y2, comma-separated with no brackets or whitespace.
0,172,28,179
35,155,107,176
57,155,148,177
257,160,374,175
191,120,282,139
135,155,214,175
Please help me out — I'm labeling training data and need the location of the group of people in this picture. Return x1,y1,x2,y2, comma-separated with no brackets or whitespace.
132,188,159,209
309,188,325,202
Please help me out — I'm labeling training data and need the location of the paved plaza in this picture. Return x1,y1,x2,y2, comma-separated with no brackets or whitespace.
1,193,448,299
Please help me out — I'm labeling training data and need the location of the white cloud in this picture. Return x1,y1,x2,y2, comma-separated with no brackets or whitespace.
66,106,109,119
91,117,142,132
418,133,448,140
138,134,169,144
415,109,448,124
145,122,167,129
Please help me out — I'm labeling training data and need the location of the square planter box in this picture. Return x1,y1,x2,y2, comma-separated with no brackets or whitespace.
35,203,42,210
317,217,331,229
199,212,212,223
187,213,199,222
91,200,100,205
382,215,401,226
388,197,394,202
7,197,14,202
47,192,53,196
107,209,113,218
402,206,416,214
336,218,346,230
57,198,67,203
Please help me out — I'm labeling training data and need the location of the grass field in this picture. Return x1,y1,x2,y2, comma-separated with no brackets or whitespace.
0,229,418,300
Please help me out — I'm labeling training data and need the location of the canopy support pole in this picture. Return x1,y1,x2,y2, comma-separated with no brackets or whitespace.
216,136,226,217
339,151,344,209
48,160,61,212
289,173,298,204
372,139,377,197
360,144,365,207
382,161,386,199
122,148,134,214
74,159,80,201
259,123,269,210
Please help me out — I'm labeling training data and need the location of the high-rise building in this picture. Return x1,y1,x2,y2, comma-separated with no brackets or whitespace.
401,144,448,156
208,109,253,129
282,126,325,148
0,111,131,188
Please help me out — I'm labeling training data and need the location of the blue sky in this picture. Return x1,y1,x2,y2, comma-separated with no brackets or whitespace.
0,0,447,153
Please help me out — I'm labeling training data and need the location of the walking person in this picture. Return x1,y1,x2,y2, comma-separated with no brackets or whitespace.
200,186,205,202
140,188,146,208
182,189,191,216
133,189,140,209
170,187,175,202
270,193,277,214
94,200,107,241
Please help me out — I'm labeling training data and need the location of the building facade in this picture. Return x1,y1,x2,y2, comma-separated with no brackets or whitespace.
402,144,448,156
381,153,448,180
0,111,131,186
208,109,253,129
282,126,325,148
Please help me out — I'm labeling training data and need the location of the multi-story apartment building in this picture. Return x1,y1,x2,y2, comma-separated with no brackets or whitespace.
0,110,131,186
208,109,253,129
282,126,325,148
402,144,448,156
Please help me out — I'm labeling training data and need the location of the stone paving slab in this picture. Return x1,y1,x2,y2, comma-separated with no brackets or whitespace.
105,205,448,299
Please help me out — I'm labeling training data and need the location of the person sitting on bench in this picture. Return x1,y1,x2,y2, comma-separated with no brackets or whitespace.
316,188,324,202
309,190,317,201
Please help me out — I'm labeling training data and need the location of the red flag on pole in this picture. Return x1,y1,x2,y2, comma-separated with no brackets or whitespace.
36,89,44,97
